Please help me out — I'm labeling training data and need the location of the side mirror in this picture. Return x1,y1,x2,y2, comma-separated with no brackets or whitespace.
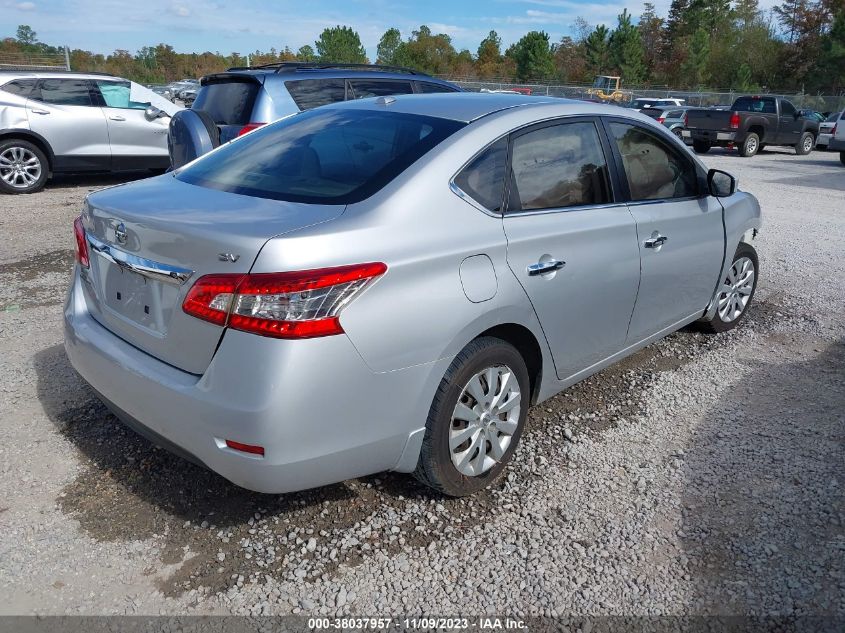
144,105,166,122
708,168,737,197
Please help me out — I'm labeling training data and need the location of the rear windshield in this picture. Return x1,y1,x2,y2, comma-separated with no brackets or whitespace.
192,79,259,125
733,97,776,113
176,108,465,204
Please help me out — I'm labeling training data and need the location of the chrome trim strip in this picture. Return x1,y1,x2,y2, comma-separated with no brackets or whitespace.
448,181,501,218
87,233,194,286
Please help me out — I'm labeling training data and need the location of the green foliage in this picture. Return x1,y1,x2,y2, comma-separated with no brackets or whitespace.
735,63,756,90
680,28,710,87
819,10,845,91
610,9,647,83
585,25,611,75
376,28,402,65
510,31,555,81
314,25,367,63
16,25,37,46
297,45,316,62
390,25,456,75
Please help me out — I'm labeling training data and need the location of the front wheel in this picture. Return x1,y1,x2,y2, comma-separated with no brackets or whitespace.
795,132,814,155
699,243,758,333
739,133,760,157
0,139,48,194
413,337,529,497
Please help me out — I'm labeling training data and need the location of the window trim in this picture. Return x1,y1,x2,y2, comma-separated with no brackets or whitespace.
599,115,707,203
503,115,621,216
449,133,510,217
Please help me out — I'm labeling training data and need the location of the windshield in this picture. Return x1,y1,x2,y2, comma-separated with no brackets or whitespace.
177,108,465,204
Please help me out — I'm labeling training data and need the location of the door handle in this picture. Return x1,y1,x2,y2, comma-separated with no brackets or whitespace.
109,115,126,121
527,259,565,276
644,234,669,249
29,108,50,115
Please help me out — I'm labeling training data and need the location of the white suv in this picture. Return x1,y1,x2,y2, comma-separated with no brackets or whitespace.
0,71,176,194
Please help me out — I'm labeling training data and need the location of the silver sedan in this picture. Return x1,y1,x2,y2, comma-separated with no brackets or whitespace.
64,93,762,496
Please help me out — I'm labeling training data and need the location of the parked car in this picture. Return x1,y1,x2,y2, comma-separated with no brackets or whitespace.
798,109,825,123
816,111,841,149
189,62,462,148
65,94,761,496
628,97,685,111
640,105,691,139
683,95,819,157
0,71,179,194
828,110,845,165
181,87,198,108
150,85,174,101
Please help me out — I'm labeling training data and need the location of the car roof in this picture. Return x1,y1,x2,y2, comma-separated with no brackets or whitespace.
225,68,454,85
323,92,634,124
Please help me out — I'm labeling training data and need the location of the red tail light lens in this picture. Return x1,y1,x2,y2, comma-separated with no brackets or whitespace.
729,112,741,129
683,112,689,127
182,263,387,339
73,215,89,268
237,122,266,137
657,117,665,123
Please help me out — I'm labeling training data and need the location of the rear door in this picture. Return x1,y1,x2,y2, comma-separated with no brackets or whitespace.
26,77,110,170
501,117,642,380
91,79,169,170
604,119,724,341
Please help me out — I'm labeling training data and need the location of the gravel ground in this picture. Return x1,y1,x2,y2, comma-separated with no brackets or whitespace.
0,148,843,617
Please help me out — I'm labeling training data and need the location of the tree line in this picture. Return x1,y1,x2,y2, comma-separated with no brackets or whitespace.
2,0,844,93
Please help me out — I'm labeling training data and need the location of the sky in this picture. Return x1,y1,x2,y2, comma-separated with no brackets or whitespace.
1,0,781,61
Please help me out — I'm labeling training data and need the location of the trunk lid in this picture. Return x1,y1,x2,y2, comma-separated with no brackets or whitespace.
81,175,344,374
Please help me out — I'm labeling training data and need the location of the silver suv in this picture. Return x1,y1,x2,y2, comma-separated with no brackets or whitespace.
0,71,173,194
191,62,462,145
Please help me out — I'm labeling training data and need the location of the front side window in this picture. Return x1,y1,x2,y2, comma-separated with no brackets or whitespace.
780,100,796,117
609,122,699,201
453,137,507,212
285,79,346,111
177,109,465,204
94,80,148,110
33,78,92,106
507,121,611,212
349,80,413,99
1,79,37,98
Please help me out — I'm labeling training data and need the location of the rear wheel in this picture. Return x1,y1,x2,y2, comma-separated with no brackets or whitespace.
739,133,760,157
413,337,529,497
699,243,758,333
672,128,684,139
840,152,845,166
795,132,814,155
692,140,711,154
0,139,48,194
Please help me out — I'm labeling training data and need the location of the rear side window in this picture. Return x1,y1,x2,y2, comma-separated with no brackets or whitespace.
733,97,776,114
609,122,698,201
285,79,346,111
349,80,413,99
192,79,259,125
417,82,459,94
177,109,465,204
508,121,611,212
1,79,37,98
33,79,92,106
453,137,507,212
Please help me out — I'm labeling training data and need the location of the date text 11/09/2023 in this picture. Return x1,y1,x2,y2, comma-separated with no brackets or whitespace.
308,617,528,630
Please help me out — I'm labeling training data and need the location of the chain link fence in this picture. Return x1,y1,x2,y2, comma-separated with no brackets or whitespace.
0,50,70,72
448,79,845,114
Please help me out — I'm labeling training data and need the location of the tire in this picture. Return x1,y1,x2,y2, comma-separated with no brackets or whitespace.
840,152,845,166
739,133,760,157
413,337,530,497
0,138,49,194
672,127,684,139
699,243,759,334
692,140,711,154
795,132,814,155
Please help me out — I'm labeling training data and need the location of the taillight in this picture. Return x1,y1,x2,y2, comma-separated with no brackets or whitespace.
729,112,740,129
182,263,387,339
73,215,89,268
237,122,266,137
683,112,689,127
832,124,837,135
657,117,665,123
225,440,265,456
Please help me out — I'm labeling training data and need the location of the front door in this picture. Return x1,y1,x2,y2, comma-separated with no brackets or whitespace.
777,99,803,145
26,77,110,171
502,118,641,380
92,80,169,170
604,120,724,341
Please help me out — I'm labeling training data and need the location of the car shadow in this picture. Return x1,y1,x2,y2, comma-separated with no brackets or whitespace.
46,171,155,191
680,335,845,616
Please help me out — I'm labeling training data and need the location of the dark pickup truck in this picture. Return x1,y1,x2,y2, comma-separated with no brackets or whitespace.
683,96,819,157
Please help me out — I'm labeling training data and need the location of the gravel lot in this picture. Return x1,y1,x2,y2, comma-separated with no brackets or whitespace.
0,148,843,617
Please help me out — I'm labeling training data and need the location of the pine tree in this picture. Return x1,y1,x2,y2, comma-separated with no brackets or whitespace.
610,9,647,84
680,28,710,87
585,25,611,75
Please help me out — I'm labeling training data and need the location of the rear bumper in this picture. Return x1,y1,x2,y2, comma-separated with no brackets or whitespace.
63,268,447,493
828,137,845,151
684,130,737,143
